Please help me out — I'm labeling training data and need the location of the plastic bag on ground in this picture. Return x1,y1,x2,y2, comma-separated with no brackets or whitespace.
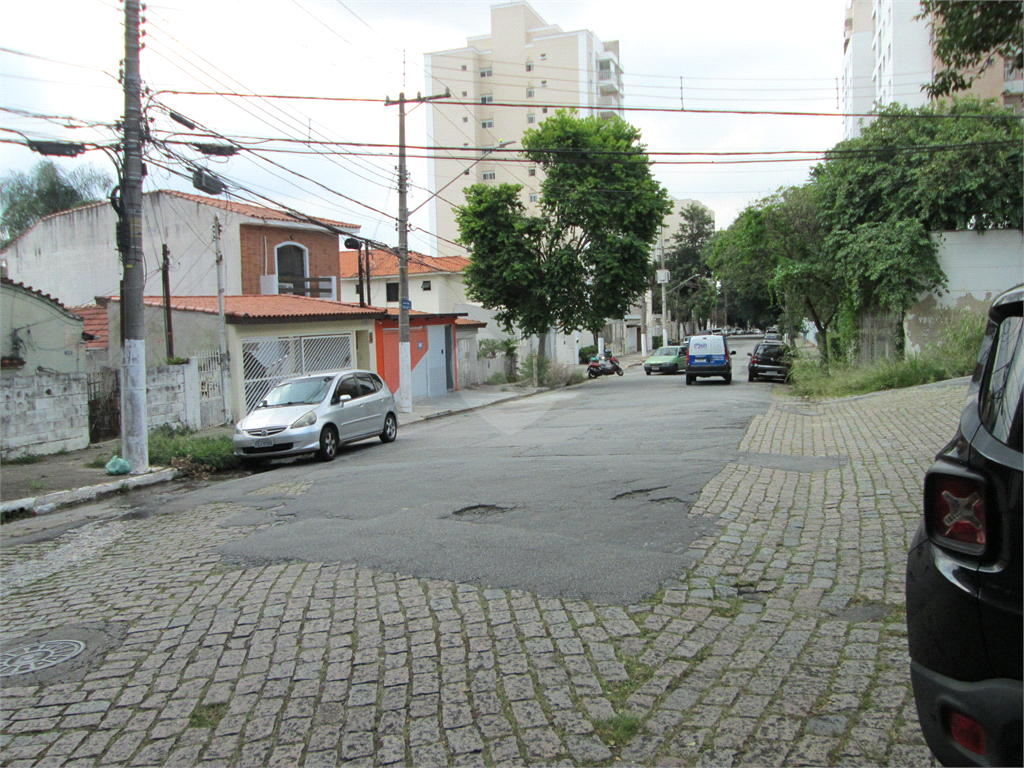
105,455,131,475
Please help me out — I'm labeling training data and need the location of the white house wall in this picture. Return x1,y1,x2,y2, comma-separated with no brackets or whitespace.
905,229,1024,353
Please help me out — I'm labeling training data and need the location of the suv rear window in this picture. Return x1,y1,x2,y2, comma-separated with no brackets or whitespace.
979,315,1024,447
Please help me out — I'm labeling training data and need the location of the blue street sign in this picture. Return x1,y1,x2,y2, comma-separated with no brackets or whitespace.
401,299,412,310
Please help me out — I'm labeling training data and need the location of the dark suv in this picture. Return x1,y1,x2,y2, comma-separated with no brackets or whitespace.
906,284,1023,767
747,342,791,382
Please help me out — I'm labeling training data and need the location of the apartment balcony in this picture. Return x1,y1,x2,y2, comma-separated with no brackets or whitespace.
598,70,622,95
597,94,622,118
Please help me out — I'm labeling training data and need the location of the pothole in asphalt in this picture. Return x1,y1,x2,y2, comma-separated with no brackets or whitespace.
613,486,668,500
451,504,512,519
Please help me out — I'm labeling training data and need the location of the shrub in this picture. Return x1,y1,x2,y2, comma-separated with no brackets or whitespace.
518,354,583,388
579,344,598,364
486,371,509,385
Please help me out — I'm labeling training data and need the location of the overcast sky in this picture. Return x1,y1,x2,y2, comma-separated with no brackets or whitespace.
1,0,848,254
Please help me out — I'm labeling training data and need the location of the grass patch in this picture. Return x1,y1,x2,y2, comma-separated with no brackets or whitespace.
789,311,985,399
593,713,644,748
711,597,744,619
188,702,227,729
602,657,654,710
5,454,44,465
518,354,585,388
148,424,238,473
85,454,113,468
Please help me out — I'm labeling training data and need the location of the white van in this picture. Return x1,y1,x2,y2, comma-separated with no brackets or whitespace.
685,333,735,385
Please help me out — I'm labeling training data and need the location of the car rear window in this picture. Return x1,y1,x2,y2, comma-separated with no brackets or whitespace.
979,315,1024,447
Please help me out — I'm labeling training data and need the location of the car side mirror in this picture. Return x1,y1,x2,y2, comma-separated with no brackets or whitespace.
332,393,352,405
730,350,736,355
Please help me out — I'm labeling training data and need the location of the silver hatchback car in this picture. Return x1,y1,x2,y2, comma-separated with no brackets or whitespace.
233,370,397,466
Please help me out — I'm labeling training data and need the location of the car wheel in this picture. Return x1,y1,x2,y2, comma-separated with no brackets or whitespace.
645,370,651,375
686,374,694,385
724,374,732,385
748,371,756,382
240,457,264,471
379,413,398,443
316,425,338,462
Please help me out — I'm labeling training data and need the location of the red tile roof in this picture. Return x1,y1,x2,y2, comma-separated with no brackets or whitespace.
159,190,360,230
107,294,386,321
339,249,471,279
69,304,110,349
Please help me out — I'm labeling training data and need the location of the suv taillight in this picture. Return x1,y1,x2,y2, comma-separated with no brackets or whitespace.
925,473,987,554
751,355,759,364
948,710,986,756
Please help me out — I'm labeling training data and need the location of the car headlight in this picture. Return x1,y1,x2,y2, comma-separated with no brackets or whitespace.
234,423,244,435
291,410,317,429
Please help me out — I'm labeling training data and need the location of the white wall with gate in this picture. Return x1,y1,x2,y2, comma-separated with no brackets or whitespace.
240,332,354,414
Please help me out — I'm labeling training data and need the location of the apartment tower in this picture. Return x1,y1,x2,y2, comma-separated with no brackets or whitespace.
423,1,623,256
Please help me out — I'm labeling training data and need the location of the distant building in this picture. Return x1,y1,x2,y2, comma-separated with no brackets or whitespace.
842,0,1022,139
424,1,623,257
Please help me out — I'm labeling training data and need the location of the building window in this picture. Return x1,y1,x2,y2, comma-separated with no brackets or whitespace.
461,65,467,71
542,107,548,114
386,282,399,302
526,63,533,72
482,171,496,180
528,168,536,176
480,68,492,77
276,243,308,295
540,80,547,88
526,88,535,98
481,119,494,129
540,53,546,60
481,95,493,104
461,90,468,97
529,193,539,202
527,114,535,123
421,281,432,291
463,116,468,123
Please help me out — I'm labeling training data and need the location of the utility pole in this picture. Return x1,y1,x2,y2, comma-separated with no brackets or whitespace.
120,0,149,473
213,215,231,424
161,245,173,359
386,89,448,413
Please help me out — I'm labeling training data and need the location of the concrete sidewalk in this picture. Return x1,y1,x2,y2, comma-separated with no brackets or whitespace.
0,380,557,516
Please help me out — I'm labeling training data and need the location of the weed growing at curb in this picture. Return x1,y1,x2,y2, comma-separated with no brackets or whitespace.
189,702,227,729
593,713,643,748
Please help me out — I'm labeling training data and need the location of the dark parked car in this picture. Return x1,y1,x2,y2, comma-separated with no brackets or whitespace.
747,342,791,382
906,284,1023,767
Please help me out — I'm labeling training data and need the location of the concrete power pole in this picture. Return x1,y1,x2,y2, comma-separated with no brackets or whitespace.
213,216,231,424
385,89,448,413
120,0,149,473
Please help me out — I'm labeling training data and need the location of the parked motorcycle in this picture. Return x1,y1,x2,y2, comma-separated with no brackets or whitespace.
587,353,624,379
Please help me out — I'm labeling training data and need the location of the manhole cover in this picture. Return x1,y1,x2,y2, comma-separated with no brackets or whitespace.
1,640,86,676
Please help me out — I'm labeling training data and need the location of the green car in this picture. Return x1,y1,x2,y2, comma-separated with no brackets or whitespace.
643,345,687,375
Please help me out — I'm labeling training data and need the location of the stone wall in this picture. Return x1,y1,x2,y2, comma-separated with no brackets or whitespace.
1,372,90,458
1,365,202,459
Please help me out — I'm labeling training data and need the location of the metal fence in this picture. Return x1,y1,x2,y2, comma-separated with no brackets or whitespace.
193,350,228,427
86,369,120,443
241,333,354,413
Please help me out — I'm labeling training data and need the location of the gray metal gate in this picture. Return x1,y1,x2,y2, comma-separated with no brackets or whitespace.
193,350,228,427
241,333,353,413
87,370,120,443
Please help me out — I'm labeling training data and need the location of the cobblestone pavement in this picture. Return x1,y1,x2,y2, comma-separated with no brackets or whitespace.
0,380,967,767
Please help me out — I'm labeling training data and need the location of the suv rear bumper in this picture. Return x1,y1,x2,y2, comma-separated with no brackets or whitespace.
911,661,1022,767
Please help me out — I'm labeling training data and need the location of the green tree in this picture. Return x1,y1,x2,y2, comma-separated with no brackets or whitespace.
760,185,845,364
829,219,947,316
813,98,1023,233
457,111,670,356
1,161,111,247
920,0,1023,98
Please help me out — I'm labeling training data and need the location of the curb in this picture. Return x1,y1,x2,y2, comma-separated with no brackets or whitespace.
0,468,181,517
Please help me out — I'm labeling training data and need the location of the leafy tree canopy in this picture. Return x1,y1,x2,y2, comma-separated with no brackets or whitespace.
921,0,1023,97
812,97,1023,233
457,111,670,348
1,161,112,247
829,219,946,314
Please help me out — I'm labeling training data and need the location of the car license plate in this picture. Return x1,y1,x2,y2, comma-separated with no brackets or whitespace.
254,438,274,449
652,365,660,370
